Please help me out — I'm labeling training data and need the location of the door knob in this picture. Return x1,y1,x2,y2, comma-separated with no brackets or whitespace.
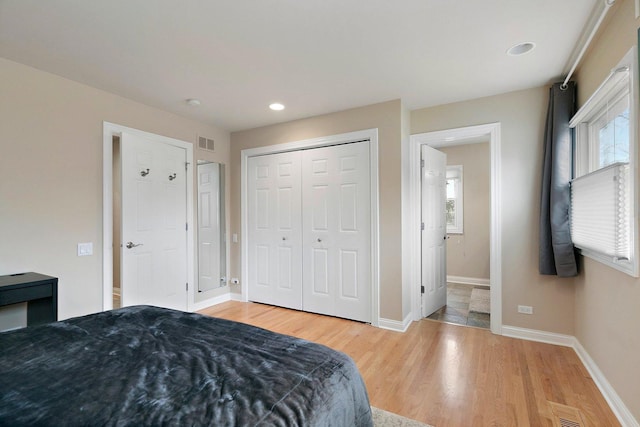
125,242,143,249
317,238,322,243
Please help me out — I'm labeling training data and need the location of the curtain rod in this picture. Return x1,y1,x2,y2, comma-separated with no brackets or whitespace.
561,0,616,90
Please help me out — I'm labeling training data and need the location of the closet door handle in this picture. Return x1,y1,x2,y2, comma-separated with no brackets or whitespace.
317,238,322,243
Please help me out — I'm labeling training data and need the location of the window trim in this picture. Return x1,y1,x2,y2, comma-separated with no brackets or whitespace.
569,47,639,277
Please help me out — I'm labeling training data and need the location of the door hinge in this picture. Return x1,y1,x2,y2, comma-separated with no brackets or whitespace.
186,222,188,231
421,285,425,294
421,222,425,231
185,162,190,171
420,159,425,168
186,282,189,291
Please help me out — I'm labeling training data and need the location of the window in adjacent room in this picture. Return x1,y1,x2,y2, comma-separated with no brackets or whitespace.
445,165,463,234
569,47,638,277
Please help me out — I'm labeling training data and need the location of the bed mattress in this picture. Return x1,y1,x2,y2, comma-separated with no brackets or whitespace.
0,305,372,426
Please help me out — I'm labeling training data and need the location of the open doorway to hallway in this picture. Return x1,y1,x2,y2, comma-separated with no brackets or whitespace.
421,140,491,330
410,122,502,334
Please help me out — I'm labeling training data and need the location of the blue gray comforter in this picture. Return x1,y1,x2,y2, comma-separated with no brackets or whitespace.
0,305,372,426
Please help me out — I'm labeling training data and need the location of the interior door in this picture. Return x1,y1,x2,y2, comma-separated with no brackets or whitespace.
197,162,222,291
121,131,188,310
247,151,303,310
421,145,447,317
302,142,371,322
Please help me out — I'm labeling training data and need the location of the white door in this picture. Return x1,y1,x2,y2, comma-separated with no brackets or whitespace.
302,142,371,322
197,162,222,291
421,145,447,317
247,151,303,310
121,131,188,310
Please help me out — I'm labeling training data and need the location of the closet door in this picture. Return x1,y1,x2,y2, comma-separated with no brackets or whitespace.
302,142,371,322
247,151,303,310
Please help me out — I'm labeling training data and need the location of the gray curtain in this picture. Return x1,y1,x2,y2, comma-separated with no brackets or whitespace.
539,81,577,277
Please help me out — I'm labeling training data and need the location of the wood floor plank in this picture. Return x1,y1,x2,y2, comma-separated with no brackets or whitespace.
199,302,619,426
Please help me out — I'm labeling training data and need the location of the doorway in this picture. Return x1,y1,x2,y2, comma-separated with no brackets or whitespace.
102,122,195,312
409,123,502,334
426,141,491,328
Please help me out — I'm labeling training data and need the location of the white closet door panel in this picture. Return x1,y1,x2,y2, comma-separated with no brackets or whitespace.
302,142,371,322
247,151,302,310
340,249,358,298
312,248,330,294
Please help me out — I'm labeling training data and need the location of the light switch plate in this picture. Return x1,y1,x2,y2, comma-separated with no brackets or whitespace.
77,242,93,256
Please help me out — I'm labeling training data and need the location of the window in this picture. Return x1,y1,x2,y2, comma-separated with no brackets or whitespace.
446,165,463,234
569,47,638,277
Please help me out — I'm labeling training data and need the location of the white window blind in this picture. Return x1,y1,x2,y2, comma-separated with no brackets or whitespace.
570,162,630,259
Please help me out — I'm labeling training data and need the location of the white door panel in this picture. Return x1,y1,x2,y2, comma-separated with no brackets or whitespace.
247,142,371,322
121,132,187,311
302,142,371,322
247,151,303,310
421,145,447,317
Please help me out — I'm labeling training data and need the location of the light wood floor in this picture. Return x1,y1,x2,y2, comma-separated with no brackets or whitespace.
199,301,619,427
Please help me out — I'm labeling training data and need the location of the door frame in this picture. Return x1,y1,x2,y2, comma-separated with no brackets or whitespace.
240,128,380,327
102,122,195,311
409,123,502,334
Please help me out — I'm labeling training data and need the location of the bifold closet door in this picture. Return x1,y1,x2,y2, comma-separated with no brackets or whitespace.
302,142,371,322
247,151,303,310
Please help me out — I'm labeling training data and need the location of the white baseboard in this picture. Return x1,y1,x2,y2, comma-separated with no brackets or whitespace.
501,325,575,347
573,340,640,427
190,292,231,312
230,292,244,302
503,325,638,427
378,313,413,332
447,275,490,287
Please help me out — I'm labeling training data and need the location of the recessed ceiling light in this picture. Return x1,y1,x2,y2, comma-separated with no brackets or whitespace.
507,42,536,56
269,103,285,111
186,98,201,107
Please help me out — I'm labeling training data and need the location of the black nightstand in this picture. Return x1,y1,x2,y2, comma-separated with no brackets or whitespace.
0,272,58,327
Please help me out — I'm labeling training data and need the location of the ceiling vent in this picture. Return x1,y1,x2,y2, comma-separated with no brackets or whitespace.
198,136,215,152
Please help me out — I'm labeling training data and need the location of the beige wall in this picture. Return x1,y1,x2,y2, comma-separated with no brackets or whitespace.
573,0,640,421
230,100,405,321
0,58,230,328
411,87,575,334
440,142,490,281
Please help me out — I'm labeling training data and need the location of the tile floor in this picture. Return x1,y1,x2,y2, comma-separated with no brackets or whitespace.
426,283,490,329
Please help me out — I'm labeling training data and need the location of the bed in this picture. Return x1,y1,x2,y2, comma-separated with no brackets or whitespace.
0,305,372,426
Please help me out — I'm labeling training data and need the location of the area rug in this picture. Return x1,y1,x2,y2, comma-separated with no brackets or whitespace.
469,288,490,314
371,406,434,427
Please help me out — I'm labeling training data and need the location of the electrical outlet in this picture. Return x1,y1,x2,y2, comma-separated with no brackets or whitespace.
518,305,533,315
230,278,239,285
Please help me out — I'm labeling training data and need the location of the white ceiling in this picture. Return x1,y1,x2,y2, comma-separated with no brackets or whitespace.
0,0,597,132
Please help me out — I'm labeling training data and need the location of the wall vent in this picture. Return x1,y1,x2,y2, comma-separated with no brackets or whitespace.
549,402,586,427
198,136,215,152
